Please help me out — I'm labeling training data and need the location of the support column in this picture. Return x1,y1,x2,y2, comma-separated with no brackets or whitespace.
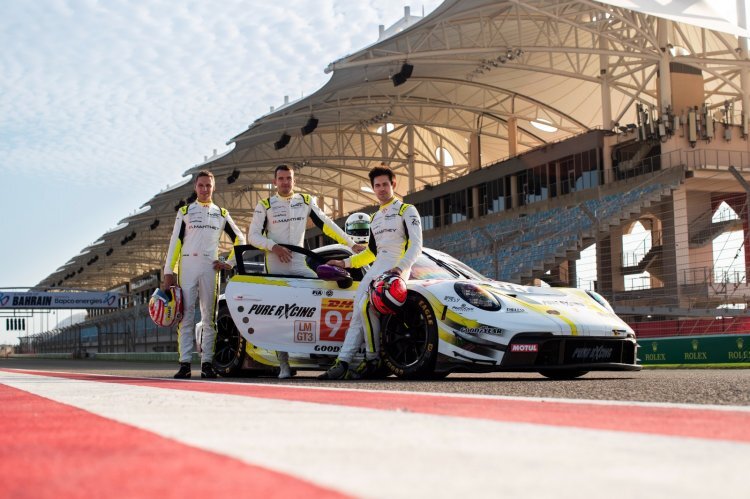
438,137,445,184
609,226,625,293
381,124,389,161
507,117,518,157
469,132,481,171
407,125,416,193
657,18,673,114
738,0,749,134
599,34,612,129
664,187,690,307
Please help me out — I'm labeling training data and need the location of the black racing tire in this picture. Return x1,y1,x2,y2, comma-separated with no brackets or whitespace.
538,369,589,380
213,304,247,377
381,292,439,379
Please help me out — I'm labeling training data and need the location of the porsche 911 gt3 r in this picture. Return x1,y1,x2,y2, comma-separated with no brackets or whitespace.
213,244,640,379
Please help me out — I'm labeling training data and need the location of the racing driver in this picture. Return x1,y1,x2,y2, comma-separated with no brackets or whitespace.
248,163,365,378
319,164,422,380
163,170,245,379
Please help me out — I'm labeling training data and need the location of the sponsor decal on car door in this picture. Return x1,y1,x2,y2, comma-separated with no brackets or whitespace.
227,277,356,354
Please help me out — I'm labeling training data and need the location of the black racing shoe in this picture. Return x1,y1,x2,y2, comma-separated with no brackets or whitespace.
346,358,381,380
201,362,218,379
174,362,191,379
317,360,349,380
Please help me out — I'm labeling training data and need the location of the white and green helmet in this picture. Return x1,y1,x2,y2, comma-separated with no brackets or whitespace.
345,212,371,244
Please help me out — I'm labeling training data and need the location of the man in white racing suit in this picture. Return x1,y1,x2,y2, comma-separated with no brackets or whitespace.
163,170,245,379
319,165,422,380
248,164,365,378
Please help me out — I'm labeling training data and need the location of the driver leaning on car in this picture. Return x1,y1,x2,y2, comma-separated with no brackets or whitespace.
320,164,423,380
248,164,365,378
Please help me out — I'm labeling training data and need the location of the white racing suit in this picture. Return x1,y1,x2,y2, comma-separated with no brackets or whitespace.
248,192,355,368
337,198,422,364
247,192,356,277
164,201,245,363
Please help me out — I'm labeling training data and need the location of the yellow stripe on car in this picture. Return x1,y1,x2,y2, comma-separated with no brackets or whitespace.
503,295,579,336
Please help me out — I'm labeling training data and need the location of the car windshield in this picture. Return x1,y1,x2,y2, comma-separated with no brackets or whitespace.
408,251,489,281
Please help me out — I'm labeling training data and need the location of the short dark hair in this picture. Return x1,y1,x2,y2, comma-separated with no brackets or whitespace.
195,170,214,183
369,165,394,186
274,164,292,178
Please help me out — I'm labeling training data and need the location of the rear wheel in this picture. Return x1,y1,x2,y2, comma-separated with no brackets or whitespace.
538,369,589,380
213,304,246,377
381,293,438,379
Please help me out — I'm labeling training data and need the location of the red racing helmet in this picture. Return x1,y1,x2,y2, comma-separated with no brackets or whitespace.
148,286,183,327
369,273,407,315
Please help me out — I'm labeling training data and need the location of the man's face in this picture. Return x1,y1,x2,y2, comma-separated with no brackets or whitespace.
194,176,215,203
274,168,295,196
372,174,395,205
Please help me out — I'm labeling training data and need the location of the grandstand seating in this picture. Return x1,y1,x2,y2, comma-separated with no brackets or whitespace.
424,175,681,284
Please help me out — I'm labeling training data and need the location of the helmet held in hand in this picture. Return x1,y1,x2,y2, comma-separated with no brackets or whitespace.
369,273,407,315
148,285,184,327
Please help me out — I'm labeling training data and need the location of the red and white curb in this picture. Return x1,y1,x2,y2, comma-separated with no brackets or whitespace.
1,368,749,498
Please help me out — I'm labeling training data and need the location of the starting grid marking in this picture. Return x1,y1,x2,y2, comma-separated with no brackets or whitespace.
1,368,749,499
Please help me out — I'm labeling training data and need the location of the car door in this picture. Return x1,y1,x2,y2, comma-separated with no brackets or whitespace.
225,245,363,355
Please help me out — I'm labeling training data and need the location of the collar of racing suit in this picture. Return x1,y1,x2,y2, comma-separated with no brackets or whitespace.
379,197,397,211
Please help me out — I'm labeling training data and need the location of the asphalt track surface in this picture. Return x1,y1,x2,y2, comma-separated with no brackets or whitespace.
2,358,749,498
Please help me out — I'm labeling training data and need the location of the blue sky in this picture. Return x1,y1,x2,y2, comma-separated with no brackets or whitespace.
0,0,442,342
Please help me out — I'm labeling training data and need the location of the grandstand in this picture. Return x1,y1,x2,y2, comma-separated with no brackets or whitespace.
15,0,750,353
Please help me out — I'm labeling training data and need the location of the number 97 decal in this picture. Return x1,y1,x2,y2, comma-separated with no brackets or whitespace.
319,298,354,342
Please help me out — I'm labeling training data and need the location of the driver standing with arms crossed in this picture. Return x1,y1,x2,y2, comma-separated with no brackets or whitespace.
163,170,245,380
247,164,365,378
319,164,422,380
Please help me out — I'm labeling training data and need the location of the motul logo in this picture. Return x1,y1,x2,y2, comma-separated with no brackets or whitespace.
510,344,538,353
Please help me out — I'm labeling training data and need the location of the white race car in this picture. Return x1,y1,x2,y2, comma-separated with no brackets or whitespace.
213,244,640,379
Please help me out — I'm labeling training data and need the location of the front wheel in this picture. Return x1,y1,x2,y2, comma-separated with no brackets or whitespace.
213,304,246,377
538,369,589,380
381,293,438,379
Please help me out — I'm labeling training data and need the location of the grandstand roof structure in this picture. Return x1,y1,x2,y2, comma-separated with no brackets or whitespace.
39,0,750,291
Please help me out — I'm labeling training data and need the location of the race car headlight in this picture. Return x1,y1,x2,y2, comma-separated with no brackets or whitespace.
586,290,614,313
454,283,501,311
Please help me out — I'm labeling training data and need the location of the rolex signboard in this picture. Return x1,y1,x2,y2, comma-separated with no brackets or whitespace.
638,335,750,365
